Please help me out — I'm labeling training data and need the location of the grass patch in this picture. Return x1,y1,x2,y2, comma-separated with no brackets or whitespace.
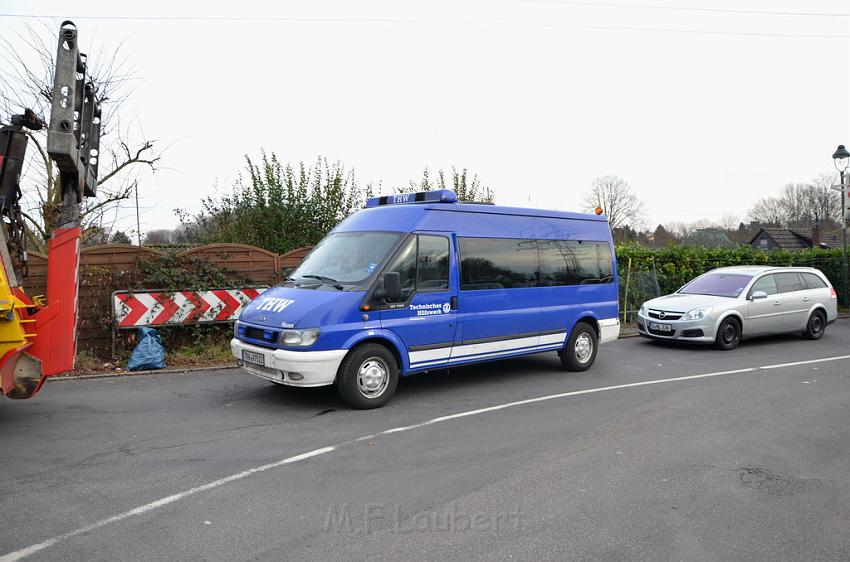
168,339,235,367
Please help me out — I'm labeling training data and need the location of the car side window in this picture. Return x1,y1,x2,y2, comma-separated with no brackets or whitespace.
383,236,417,303
775,272,804,294
417,235,449,291
750,274,778,296
801,272,827,289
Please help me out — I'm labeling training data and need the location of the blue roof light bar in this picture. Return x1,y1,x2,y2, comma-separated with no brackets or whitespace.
365,189,458,208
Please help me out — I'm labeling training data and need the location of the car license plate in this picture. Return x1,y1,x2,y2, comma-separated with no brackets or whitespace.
242,350,265,366
649,322,673,333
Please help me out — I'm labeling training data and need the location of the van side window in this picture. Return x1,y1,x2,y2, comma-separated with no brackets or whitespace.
750,274,778,296
383,236,417,302
538,240,615,286
776,272,804,293
801,272,827,289
417,235,449,291
459,237,538,290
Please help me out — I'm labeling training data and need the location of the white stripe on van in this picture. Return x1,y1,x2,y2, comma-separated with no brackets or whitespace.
408,332,567,369
450,334,542,361
410,342,564,370
408,347,453,365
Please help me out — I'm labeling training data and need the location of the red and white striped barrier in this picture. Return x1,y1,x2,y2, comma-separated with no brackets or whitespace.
112,288,267,328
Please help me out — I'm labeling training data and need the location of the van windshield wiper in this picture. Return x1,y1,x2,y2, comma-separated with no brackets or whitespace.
300,275,344,290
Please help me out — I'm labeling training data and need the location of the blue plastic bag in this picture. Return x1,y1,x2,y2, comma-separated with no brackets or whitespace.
127,327,166,371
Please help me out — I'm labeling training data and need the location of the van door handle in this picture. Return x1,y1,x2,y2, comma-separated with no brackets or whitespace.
450,296,458,310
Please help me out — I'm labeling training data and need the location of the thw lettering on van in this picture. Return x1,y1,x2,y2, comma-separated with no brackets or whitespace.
256,297,295,313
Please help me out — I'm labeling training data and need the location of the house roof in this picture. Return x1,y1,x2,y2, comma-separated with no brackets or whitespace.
749,227,839,250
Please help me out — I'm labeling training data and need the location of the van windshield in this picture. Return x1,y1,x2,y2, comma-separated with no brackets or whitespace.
290,232,402,286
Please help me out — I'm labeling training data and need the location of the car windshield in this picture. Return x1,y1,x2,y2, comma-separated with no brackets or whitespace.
290,231,402,286
678,272,753,298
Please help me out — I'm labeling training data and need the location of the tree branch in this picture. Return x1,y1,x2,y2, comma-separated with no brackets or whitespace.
97,140,159,186
20,210,47,240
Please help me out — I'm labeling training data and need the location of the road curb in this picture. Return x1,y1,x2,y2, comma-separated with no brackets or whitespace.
49,364,239,382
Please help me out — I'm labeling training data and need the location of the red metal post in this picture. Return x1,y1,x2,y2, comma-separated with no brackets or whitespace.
27,226,81,376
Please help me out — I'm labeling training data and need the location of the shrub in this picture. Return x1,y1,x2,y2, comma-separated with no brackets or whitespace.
616,245,844,320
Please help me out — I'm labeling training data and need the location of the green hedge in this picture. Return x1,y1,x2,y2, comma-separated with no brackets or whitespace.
615,245,845,319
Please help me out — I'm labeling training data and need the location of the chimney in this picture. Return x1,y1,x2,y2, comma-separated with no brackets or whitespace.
812,215,822,248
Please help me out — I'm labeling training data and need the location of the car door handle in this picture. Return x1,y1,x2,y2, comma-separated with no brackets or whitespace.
773,300,782,306
802,296,810,302
450,296,458,310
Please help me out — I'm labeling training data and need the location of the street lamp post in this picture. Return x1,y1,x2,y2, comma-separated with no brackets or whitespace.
833,144,850,308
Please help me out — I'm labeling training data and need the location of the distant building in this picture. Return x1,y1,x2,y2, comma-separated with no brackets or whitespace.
749,227,840,251
686,228,734,248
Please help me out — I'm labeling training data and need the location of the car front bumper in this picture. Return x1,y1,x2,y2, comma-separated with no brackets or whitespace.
636,313,716,344
230,338,347,387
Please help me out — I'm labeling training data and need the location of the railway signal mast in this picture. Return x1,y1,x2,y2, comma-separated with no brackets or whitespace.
0,21,100,398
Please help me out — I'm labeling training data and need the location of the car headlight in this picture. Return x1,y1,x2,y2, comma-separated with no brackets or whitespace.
684,307,712,321
639,303,647,316
280,328,320,347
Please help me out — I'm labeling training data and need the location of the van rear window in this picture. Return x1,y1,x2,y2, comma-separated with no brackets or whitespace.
538,240,615,286
458,237,614,291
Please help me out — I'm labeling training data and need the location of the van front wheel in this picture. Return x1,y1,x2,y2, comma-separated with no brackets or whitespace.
560,321,598,372
337,344,399,409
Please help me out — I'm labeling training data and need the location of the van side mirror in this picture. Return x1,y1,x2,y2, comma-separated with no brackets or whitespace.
750,290,768,300
382,272,402,301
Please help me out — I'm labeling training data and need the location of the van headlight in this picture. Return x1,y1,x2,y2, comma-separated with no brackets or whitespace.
280,328,320,347
684,307,712,321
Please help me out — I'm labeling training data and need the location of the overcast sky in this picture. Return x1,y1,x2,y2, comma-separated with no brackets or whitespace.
1,0,849,236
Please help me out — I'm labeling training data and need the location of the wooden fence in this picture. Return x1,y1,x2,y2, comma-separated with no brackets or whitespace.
23,243,312,356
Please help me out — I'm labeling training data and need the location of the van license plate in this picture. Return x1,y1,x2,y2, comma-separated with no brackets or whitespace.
649,322,672,333
242,350,265,366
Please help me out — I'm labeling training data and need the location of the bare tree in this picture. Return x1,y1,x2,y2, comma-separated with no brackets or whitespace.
0,21,161,248
748,196,786,226
747,173,840,229
718,213,740,231
582,174,646,231
143,229,174,245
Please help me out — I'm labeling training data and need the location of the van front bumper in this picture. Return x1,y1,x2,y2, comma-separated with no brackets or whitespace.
230,338,347,387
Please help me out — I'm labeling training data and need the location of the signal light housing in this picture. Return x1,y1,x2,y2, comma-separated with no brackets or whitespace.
365,189,458,208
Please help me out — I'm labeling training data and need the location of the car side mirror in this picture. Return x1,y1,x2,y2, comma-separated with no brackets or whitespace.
382,272,402,301
750,290,768,300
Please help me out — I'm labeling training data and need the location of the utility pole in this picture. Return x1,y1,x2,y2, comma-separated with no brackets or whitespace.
842,167,848,309
135,180,142,246
832,145,850,308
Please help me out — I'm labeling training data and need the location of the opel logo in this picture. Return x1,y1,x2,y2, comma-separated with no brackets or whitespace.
659,311,666,319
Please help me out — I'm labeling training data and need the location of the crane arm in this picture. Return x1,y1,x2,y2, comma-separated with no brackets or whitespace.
0,20,97,399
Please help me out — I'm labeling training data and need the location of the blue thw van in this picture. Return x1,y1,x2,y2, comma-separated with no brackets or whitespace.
231,190,620,408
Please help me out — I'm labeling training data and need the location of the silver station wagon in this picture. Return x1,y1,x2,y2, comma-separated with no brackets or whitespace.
637,266,838,350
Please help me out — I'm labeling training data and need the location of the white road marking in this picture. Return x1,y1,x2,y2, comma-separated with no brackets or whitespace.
3,353,849,561
0,446,335,562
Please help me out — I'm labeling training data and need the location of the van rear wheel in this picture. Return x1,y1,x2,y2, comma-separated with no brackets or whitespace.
560,321,598,372
336,344,399,409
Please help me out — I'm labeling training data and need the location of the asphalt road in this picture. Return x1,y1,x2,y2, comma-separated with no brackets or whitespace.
1,322,850,561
